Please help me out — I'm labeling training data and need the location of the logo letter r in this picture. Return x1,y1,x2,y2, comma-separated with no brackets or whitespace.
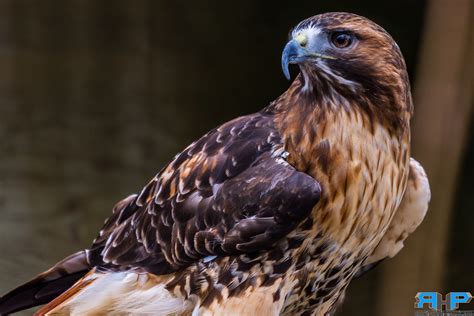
415,292,440,310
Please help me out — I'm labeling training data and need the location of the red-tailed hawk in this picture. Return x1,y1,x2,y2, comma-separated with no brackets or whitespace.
0,12,430,316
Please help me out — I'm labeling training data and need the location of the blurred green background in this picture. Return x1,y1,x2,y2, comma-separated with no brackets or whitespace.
0,0,472,315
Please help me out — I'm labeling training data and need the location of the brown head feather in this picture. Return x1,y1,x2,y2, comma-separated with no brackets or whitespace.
272,12,412,134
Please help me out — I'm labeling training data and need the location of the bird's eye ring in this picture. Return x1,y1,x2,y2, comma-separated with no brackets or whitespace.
330,32,354,49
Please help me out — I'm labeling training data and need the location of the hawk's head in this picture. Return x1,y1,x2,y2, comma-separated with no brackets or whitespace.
282,12,412,124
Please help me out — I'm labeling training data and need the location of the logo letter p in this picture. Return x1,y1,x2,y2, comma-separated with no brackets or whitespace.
447,292,472,311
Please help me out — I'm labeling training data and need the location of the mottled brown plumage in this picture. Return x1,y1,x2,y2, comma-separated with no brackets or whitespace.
0,12,430,316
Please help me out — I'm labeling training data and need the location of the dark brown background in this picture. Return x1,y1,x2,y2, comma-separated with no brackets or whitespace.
0,1,472,315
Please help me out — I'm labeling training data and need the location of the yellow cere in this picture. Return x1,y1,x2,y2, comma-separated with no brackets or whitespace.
295,33,308,47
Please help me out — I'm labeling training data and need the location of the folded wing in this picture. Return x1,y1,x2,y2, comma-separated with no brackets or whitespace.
88,112,322,275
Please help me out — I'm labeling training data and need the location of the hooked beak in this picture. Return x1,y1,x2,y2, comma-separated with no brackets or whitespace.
281,40,307,80
281,39,337,80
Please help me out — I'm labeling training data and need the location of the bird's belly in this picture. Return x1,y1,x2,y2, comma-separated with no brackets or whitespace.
280,159,409,315
282,117,410,315
308,115,410,253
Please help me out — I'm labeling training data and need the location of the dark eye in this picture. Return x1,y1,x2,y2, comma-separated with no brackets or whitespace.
330,32,354,49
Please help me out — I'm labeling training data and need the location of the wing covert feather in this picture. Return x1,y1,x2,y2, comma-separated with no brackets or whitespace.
87,113,321,275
